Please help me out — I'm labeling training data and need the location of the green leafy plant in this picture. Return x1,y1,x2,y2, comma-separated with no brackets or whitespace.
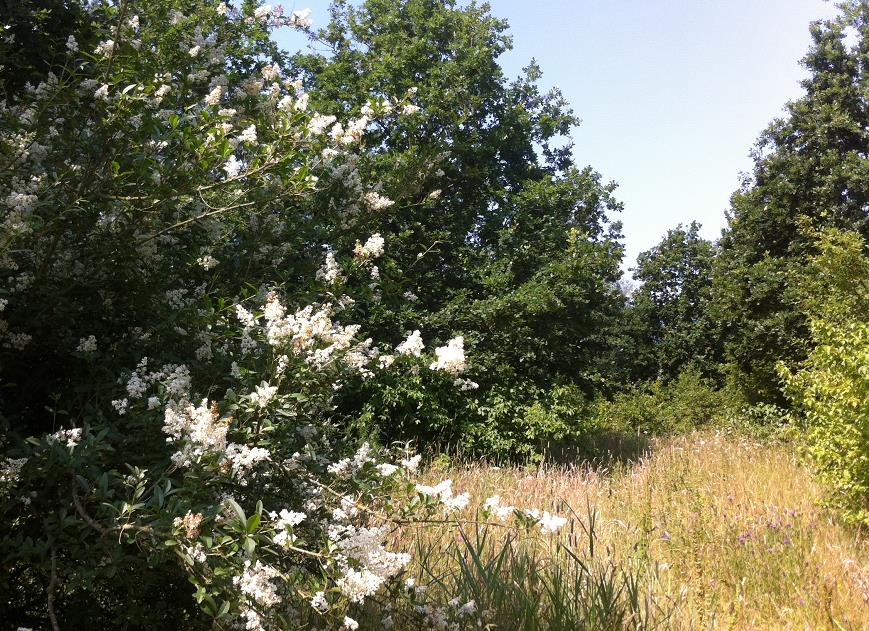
779,227,869,524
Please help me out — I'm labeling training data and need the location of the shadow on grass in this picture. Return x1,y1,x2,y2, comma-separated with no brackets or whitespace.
542,429,652,467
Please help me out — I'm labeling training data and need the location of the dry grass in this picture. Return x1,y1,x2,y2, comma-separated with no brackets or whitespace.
399,431,869,630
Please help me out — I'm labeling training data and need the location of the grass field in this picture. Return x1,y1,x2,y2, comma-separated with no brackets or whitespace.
385,431,869,630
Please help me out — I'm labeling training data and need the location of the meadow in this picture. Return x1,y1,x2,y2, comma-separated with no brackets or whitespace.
384,432,869,630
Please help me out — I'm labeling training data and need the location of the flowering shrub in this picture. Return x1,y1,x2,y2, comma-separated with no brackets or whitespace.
0,2,569,627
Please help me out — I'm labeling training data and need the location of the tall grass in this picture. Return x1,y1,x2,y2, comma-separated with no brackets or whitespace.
379,431,869,630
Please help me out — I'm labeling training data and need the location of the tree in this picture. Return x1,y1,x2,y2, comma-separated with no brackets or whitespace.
626,222,721,383
290,0,625,454
712,0,869,403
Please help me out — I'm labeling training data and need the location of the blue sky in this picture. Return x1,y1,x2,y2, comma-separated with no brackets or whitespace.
277,0,839,272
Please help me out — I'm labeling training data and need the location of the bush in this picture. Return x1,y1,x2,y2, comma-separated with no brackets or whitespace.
0,2,578,628
779,228,869,525
594,369,736,436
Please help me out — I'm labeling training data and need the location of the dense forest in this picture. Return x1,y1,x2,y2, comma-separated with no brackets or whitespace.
0,1,866,629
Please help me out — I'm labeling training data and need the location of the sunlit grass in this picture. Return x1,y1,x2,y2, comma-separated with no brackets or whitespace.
387,431,869,629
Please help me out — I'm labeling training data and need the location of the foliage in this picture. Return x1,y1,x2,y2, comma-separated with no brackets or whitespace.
779,228,869,525
592,369,736,437
0,1,575,628
623,222,722,384
0,0,93,96
712,0,869,404
290,0,626,455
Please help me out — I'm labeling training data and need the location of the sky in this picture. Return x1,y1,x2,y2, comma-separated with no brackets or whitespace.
276,0,841,273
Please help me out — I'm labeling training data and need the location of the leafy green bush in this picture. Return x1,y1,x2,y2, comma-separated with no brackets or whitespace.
720,402,793,441
594,369,736,436
779,228,869,525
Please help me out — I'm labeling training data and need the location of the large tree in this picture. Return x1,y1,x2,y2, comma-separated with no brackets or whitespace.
625,222,721,383
712,0,869,403
290,0,625,454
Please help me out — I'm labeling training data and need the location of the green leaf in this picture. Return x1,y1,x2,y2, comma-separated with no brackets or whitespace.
226,498,246,525
246,512,260,533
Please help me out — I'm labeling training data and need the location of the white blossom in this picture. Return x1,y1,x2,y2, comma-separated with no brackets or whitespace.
484,495,515,520
196,255,219,270
223,155,241,178
271,508,306,529
250,382,277,408
400,454,421,471
254,5,272,20
290,9,313,28
396,330,424,357
310,591,328,613
316,250,343,284
0,457,28,497
94,39,114,56
76,335,97,353
112,398,129,415
239,125,257,144
205,85,223,105
261,63,281,81
430,336,466,374
363,191,394,210
354,233,385,259
233,560,281,607
538,511,568,534
376,463,398,476
47,428,82,449
225,443,271,478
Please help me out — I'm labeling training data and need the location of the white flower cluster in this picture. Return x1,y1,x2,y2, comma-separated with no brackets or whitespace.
0,457,27,497
354,233,385,260
315,249,343,285
430,336,466,374
260,294,373,374
47,428,82,449
225,443,271,480
483,495,516,520
484,496,567,534
331,524,411,602
363,191,395,210
415,596,480,630
163,398,228,467
234,559,281,607
76,335,97,353
196,254,219,270
327,442,374,476
289,8,313,28
125,359,190,400
270,508,306,548
396,329,424,357
249,381,277,408
415,479,471,514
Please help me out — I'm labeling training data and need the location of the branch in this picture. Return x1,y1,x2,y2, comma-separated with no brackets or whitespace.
71,475,154,541
71,477,109,536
